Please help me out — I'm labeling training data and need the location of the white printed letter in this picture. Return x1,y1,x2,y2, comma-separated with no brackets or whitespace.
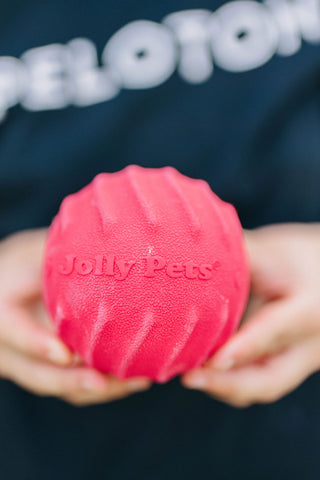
208,1,279,72
21,44,71,110
291,0,320,43
68,38,120,106
163,10,213,84
102,20,177,89
0,57,26,119
265,0,302,56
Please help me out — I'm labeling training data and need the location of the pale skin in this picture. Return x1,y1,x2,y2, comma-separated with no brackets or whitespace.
182,223,320,407
0,224,320,407
0,230,151,406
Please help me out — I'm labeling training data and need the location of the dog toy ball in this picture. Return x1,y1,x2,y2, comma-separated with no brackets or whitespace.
43,165,249,383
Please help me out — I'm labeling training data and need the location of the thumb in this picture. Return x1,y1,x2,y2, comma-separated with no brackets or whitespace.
209,298,305,370
0,305,74,366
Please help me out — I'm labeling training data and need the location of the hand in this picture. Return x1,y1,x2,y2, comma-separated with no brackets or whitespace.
0,229,151,406
182,223,320,407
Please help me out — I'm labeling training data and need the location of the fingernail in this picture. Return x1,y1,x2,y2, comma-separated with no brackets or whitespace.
82,380,96,391
212,357,235,371
127,379,150,391
48,341,71,365
184,373,207,389
82,377,109,392
70,353,84,367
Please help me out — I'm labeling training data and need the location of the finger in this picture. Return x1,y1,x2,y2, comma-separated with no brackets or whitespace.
209,298,307,370
28,298,56,332
0,344,150,405
0,229,46,301
244,228,295,299
0,306,73,366
67,376,152,407
182,337,320,407
0,343,109,398
70,353,86,367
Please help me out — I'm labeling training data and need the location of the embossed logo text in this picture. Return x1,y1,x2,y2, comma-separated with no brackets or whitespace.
57,254,221,281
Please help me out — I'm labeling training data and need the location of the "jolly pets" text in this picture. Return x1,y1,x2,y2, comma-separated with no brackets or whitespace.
57,254,221,281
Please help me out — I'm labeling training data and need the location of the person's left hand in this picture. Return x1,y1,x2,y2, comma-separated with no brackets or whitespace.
181,223,320,407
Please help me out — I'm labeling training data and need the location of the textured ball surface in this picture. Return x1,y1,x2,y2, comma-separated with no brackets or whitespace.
43,165,249,383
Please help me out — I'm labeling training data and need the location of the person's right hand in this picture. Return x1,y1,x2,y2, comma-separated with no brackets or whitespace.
0,229,151,406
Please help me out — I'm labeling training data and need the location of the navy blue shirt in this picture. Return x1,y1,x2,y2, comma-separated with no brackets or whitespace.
1,1,320,478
